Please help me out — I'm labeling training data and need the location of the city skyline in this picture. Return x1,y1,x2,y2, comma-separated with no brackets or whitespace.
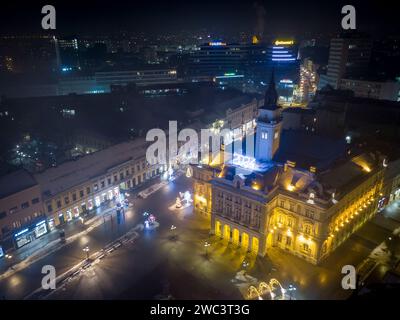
0,0,400,307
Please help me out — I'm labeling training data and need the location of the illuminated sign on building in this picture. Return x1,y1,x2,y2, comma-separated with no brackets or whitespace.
209,42,227,46
215,74,244,79
280,79,293,84
274,40,294,46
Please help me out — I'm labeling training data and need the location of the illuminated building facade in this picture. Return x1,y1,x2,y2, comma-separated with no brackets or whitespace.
0,170,47,252
192,97,262,215
35,140,164,229
191,81,386,265
299,58,318,102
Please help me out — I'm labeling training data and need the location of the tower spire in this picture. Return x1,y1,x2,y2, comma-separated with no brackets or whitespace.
263,69,278,109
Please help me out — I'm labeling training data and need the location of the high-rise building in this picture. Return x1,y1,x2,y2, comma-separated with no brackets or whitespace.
323,32,372,89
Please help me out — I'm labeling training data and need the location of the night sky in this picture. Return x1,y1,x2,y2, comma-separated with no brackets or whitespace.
1,0,398,37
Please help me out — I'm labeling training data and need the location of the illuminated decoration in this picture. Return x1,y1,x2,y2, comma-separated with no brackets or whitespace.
175,197,182,208
144,220,150,229
183,191,192,203
186,166,193,178
209,41,226,46
274,40,294,46
383,158,388,167
232,153,258,170
252,35,259,44
168,166,174,180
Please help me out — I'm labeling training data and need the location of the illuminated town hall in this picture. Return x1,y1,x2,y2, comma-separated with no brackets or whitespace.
191,76,385,264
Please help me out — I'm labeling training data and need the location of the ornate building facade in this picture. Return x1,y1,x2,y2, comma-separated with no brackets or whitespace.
191,75,386,264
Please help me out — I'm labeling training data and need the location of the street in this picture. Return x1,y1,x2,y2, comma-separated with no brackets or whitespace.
1,175,400,300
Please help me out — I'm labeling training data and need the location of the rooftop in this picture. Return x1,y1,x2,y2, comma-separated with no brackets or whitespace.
34,138,148,199
0,169,38,199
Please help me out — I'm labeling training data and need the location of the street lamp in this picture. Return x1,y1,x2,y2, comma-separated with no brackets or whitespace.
287,284,297,300
170,225,177,240
204,241,211,259
83,246,90,260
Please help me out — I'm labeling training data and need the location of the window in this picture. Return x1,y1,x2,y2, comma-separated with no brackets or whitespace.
47,204,53,212
0,211,6,219
261,131,268,140
9,206,18,214
64,197,70,205
21,202,29,209
72,193,77,201
286,236,292,246
114,175,118,182
303,243,309,252
79,190,84,198
120,172,124,180
288,219,293,227
57,200,61,208
107,178,111,185
280,200,285,208
136,165,140,172
290,203,295,211
277,233,282,242
94,184,98,191
126,169,129,176
101,181,105,188
86,187,91,195
32,197,40,204
305,225,312,235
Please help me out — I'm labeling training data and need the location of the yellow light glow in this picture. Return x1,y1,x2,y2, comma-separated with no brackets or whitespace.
287,184,295,192
275,40,294,45
252,182,261,190
252,35,259,44
286,228,292,236
195,194,207,204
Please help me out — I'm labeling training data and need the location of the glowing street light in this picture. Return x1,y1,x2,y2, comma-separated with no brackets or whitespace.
83,246,90,260
204,241,211,258
287,284,297,300
170,225,177,241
